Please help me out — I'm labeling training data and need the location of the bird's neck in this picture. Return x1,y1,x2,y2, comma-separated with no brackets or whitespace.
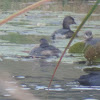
63,23,70,30
85,37,93,41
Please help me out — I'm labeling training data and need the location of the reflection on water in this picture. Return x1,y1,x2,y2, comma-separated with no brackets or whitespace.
0,0,100,100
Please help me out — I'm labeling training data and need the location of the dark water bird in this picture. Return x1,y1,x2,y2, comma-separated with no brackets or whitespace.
84,31,100,47
51,16,76,40
77,72,100,86
29,38,61,58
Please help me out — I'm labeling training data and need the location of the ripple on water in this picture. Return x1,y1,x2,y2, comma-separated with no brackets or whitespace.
35,85,64,91
21,84,27,87
45,88,65,91
21,87,31,90
14,76,25,79
5,88,16,91
54,84,61,88
3,94,11,97
84,98,98,100
35,85,48,90
72,86,100,91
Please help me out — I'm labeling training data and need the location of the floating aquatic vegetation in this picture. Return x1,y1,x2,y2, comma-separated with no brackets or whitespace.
83,67,100,72
68,42,85,53
84,43,100,62
0,32,50,44
7,20,30,26
69,42,100,63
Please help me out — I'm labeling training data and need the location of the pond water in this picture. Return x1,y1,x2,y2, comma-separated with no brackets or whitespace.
0,1,100,100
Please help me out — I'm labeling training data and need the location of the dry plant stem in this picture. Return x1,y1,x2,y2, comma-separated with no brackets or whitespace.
0,0,51,26
48,0,100,90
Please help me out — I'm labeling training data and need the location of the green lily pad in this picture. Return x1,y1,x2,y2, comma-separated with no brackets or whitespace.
68,42,85,53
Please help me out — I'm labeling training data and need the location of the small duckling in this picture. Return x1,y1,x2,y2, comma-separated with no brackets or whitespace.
29,38,61,58
84,31,100,47
51,16,76,40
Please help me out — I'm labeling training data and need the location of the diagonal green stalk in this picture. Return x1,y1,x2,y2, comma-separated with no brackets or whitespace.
48,0,100,90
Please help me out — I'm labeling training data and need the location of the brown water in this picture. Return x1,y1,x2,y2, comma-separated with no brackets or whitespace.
0,1,100,100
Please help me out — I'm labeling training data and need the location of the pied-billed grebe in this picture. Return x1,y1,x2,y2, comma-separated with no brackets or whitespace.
84,31,100,47
29,38,61,58
77,72,100,86
51,16,76,40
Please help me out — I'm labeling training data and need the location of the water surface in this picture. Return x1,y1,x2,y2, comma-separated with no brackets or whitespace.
0,1,100,100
